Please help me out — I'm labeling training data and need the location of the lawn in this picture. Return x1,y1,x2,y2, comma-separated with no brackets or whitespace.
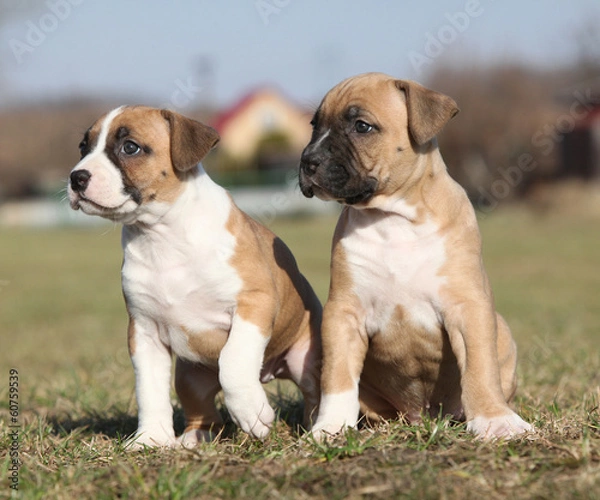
1,208,599,499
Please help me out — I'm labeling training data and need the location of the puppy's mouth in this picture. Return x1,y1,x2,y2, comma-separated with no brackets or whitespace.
303,181,376,206
69,192,133,220
71,193,109,211
298,174,315,199
299,168,377,206
299,173,334,201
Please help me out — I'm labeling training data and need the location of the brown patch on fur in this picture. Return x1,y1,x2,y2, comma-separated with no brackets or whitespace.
395,79,459,145
184,327,228,369
223,199,323,427
160,109,219,172
103,106,219,205
359,305,463,422
127,316,136,356
224,198,321,360
105,107,184,204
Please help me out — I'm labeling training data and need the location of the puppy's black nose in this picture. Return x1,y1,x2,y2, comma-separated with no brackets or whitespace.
300,151,321,175
301,162,317,175
70,169,91,192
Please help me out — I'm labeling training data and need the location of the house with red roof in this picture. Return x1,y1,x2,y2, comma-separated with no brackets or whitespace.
212,88,312,172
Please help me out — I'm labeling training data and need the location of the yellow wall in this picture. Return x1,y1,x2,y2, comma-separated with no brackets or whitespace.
219,90,312,160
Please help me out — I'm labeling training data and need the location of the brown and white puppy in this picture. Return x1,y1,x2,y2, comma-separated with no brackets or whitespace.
68,106,322,447
299,73,532,439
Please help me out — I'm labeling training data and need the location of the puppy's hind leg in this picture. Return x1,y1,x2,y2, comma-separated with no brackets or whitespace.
175,358,223,447
496,313,518,403
284,320,322,431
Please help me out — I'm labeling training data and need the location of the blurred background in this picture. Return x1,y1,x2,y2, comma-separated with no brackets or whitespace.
0,0,599,223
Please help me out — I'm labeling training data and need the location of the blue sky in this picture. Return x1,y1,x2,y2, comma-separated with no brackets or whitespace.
0,0,598,110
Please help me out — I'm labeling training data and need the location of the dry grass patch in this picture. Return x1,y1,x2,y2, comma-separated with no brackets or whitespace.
1,209,599,498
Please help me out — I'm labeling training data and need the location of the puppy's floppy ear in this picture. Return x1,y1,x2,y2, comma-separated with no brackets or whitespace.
395,80,459,146
160,109,220,172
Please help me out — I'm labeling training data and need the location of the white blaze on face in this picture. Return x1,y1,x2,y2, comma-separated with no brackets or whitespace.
313,129,330,148
68,106,138,216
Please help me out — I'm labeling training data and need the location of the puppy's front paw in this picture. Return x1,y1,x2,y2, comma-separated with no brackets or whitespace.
467,411,533,440
309,390,360,441
225,387,275,439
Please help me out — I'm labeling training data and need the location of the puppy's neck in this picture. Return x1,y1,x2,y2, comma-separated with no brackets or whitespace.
122,165,230,239
365,145,451,222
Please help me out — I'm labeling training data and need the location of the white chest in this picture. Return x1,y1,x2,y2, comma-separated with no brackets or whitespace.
121,188,243,358
123,241,240,326
341,210,447,335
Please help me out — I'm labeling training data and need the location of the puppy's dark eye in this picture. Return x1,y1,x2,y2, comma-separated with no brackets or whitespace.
355,120,373,134
78,140,88,158
121,140,141,156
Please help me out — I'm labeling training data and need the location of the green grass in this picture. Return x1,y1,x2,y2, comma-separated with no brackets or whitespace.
1,208,599,499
